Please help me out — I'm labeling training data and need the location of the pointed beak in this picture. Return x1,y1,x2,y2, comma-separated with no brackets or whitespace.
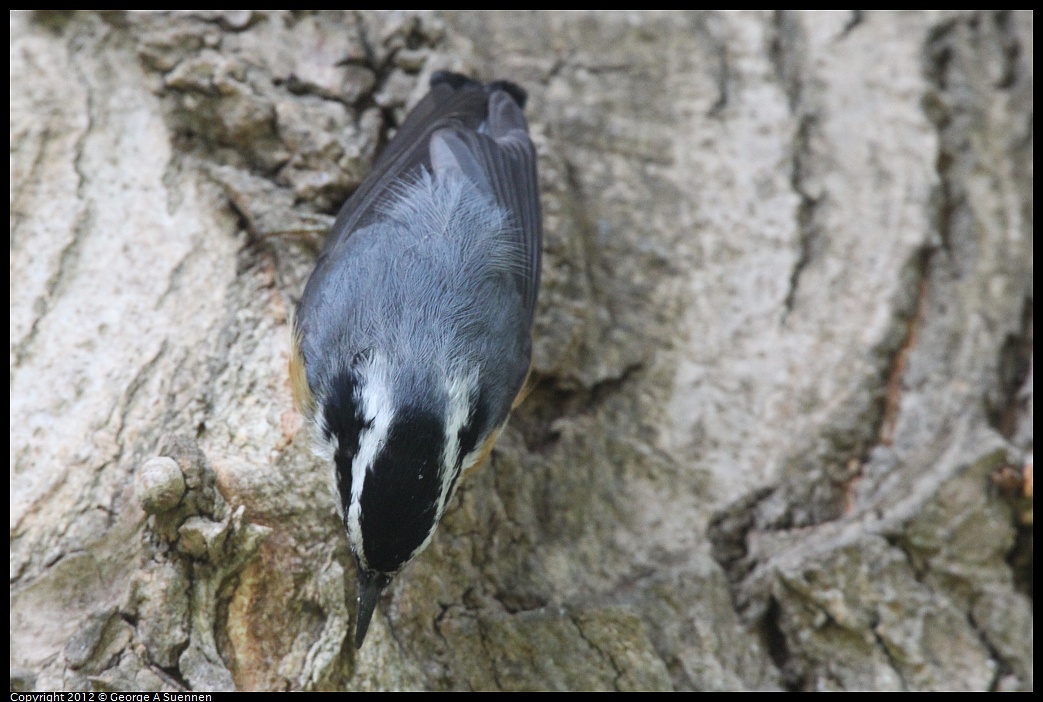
354,569,391,648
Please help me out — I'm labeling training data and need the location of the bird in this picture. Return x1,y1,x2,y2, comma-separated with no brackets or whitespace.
290,72,541,648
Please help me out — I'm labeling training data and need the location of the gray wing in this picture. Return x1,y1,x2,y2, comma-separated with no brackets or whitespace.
428,88,542,326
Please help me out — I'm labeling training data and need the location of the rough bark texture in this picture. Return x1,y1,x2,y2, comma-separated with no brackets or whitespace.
10,10,1032,691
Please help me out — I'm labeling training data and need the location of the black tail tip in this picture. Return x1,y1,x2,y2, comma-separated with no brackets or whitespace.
489,80,528,109
430,71,527,109
430,70,477,91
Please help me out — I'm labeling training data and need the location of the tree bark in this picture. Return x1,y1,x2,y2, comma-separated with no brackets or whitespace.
10,10,1032,691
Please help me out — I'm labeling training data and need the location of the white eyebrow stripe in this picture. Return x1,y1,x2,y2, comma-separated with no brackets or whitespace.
346,355,396,570
438,367,479,518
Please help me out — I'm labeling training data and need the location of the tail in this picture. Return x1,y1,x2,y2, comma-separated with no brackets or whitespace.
430,71,527,110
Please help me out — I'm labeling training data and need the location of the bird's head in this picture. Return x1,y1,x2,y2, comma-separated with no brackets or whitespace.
319,357,482,647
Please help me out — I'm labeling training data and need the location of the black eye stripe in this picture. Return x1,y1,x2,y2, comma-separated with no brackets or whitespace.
325,371,365,514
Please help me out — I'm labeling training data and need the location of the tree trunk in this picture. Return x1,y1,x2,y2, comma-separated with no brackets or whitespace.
10,10,1032,691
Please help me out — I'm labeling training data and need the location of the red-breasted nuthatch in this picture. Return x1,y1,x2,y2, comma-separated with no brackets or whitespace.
290,73,541,648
